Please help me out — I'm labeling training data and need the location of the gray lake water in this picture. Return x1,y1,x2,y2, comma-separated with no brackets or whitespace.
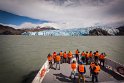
0,36,124,83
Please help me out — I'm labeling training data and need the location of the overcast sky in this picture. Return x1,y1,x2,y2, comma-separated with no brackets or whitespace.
0,0,124,29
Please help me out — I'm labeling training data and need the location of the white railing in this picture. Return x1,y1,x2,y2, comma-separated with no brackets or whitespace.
32,60,49,83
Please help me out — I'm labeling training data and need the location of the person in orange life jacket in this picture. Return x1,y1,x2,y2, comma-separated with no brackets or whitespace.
55,54,61,70
81,51,86,63
53,52,57,64
75,49,80,62
47,53,53,69
89,51,93,62
89,62,95,76
70,60,77,79
99,53,106,67
60,51,63,64
68,51,73,64
94,51,99,63
85,51,89,65
92,63,100,82
63,51,67,63
78,62,86,83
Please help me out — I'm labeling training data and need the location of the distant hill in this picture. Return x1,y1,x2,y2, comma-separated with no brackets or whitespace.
23,26,57,32
116,26,124,35
0,24,24,35
89,28,111,36
0,24,57,35
89,26,124,36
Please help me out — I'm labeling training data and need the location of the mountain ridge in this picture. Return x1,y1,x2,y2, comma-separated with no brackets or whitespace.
0,24,124,36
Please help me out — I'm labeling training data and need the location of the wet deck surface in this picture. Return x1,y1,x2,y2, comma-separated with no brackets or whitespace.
42,62,123,83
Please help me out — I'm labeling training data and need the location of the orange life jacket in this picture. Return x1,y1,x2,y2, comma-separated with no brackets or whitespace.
55,55,61,62
60,52,63,57
99,54,105,59
81,52,85,56
86,53,89,58
47,56,52,61
68,52,72,58
75,50,79,55
71,63,76,70
94,65,100,73
79,64,85,73
90,62,95,69
89,53,93,57
53,52,57,58
63,53,67,58
95,52,99,57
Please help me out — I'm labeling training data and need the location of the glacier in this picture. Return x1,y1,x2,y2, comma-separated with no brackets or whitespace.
22,28,89,36
22,26,119,36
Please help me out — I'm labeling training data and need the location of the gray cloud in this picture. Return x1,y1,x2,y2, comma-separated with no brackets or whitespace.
0,0,124,29
106,0,124,17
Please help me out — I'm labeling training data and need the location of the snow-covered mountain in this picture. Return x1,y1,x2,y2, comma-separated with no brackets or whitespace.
22,25,120,36
88,25,119,35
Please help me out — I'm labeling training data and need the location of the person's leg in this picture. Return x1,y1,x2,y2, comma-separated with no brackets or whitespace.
63,58,65,63
78,73,81,83
81,74,85,83
84,58,86,63
90,69,92,76
70,58,72,64
103,59,105,67
73,71,76,83
92,74,95,82
70,71,76,83
82,57,84,63
85,58,87,64
77,55,79,62
87,58,89,65
60,56,62,64
100,59,101,66
96,57,98,63
49,61,50,69
76,54,78,61
59,61,60,70
94,56,96,62
70,71,74,78
56,61,59,69
62,57,63,63
49,61,52,68
83,59,84,63
54,58,55,64
68,58,70,64
73,71,76,78
70,71,73,78
95,74,98,82
55,62,57,70
65,58,68,63
101,60,103,66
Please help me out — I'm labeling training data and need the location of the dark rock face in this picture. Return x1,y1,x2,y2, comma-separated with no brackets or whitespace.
116,26,124,35
89,28,111,36
0,24,57,35
0,24,24,35
23,26,56,32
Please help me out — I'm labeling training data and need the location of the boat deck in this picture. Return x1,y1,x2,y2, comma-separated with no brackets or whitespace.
42,62,123,83
32,56,124,83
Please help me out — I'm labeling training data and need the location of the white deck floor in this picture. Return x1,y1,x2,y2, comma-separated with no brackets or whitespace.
42,63,122,83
